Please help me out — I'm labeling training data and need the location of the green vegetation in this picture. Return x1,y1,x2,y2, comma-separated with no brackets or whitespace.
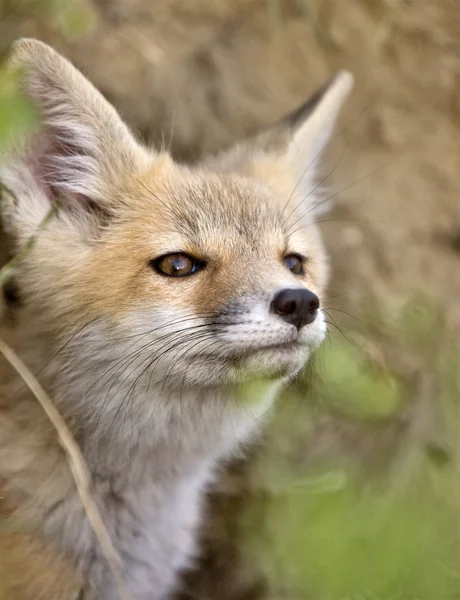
0,69,37,149
0,0,95,147
240,295,460,600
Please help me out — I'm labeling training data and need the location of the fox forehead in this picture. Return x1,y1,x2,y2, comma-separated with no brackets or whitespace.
118,156,289,257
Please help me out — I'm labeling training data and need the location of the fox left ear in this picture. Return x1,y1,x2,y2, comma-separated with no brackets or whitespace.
208,71,353,214
282,71,354,177
275,71,354,214
261,71,353,203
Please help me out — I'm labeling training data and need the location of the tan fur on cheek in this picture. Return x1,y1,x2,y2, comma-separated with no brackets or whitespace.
70,165,182,322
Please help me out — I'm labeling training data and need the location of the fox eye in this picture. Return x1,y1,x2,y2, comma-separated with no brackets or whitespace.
151,253,204,278
283,254,305,276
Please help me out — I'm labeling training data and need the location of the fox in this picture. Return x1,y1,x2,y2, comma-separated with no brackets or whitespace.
0,39,352,600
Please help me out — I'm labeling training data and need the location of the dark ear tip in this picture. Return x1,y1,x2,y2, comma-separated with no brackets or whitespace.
283,70,354,130
220,71,353,158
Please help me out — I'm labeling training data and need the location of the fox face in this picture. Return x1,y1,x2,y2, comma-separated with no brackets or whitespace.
1,39,353,397
75,164,328,390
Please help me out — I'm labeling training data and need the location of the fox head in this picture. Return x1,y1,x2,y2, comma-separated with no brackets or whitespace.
0,39,352,397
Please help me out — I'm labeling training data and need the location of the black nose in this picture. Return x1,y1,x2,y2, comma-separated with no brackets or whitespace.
270,288,320,330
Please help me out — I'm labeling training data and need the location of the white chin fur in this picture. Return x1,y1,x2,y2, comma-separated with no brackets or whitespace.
113,307,327,389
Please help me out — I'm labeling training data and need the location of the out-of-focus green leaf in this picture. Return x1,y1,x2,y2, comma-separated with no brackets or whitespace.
0,67,37,148
242,469,460,600
51,0,96,38
318,338,401,421
0,0,96,38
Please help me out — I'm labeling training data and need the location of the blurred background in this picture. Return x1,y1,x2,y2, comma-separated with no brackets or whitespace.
1,1,460,599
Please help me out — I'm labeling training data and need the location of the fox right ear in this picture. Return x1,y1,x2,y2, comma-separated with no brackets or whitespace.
257,71,353,212
281,71,354,176
207,71,353,217
0,39,148,241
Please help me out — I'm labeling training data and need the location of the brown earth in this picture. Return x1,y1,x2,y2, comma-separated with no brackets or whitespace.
1,1,460,599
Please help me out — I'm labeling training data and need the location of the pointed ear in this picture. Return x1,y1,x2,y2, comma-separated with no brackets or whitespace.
208,71,353,216
283,71,353,186
0,38,147,239
260,71,354,204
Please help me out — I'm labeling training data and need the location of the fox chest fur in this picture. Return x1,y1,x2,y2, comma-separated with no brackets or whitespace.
1,341,277,599
0,39,352,600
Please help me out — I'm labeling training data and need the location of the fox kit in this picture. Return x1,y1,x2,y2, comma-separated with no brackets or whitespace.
0,39,352,600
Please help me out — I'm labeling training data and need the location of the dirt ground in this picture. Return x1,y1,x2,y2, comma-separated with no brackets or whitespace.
1,0,460,598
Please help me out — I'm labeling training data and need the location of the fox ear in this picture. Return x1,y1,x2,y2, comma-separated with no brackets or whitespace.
260,71,354,214
0,39,146,239
282,71,354,172
275,71,354,213
209,71,353,215
264,71,353,207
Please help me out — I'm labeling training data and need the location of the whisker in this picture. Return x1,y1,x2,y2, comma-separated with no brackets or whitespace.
324,318,359,350
281,94,375,227
105,331,221,438
172,335,224,398
90,323,217,407
322,307,361,322
160,329,221,394
283,138,350,232
312,154,404,211
86,326,221,444
287,215,371,238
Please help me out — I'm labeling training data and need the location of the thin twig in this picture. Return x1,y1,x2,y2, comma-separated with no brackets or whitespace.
0,335,134,600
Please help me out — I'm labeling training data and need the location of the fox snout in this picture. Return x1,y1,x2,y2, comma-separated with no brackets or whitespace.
270,288,320,330
205,286,325,382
